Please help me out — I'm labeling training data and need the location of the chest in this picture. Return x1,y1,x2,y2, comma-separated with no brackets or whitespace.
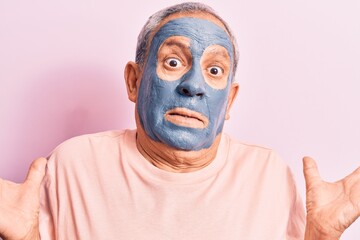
57,170,290,240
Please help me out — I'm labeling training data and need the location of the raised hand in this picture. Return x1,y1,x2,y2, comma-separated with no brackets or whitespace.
303,156,360,240
0,158,47,240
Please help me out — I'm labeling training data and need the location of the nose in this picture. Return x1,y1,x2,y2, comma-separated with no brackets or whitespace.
176,68,206,98
177,84,205,97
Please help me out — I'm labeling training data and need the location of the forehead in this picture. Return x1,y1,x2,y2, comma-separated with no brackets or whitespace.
150,17,233,59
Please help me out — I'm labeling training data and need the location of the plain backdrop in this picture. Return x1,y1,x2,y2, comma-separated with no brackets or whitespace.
0,0,359,238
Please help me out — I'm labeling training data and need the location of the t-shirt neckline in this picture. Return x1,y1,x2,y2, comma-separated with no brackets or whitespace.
123,129,229,185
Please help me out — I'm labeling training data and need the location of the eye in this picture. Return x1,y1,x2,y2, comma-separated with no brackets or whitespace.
165,58,182,68
208,66,223,76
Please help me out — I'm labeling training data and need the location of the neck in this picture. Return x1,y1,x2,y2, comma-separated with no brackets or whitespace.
136,126,222,173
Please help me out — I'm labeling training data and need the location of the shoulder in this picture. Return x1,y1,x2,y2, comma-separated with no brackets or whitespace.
225,133,284,164
51,129,132,154
46,129,135,169
222,133,300,198
223,133,291,178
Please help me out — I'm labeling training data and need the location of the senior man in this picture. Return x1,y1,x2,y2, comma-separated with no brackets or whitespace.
0,2,359,240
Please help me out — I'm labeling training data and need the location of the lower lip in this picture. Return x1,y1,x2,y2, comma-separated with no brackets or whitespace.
165,114,206,129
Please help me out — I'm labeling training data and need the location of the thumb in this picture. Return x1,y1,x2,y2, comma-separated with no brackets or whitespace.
25,157,47,187
303,156,322,189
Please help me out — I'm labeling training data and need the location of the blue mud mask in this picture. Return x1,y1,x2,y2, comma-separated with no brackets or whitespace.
137,17,234,150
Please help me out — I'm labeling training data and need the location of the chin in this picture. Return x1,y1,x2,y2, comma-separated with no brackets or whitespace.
154,125,216,151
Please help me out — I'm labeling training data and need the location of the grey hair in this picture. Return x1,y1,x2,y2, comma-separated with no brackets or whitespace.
135,2,239,78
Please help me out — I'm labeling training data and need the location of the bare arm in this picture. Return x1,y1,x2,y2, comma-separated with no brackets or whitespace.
303,157,360,240
0,158,47,240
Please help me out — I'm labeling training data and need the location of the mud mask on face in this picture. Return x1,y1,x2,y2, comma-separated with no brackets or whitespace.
137,17,234,151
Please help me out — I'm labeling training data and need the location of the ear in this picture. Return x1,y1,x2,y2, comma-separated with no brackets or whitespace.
124,61,142,103
225,82,239,120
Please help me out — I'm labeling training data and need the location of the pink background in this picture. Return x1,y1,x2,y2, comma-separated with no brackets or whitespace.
0,0,359,237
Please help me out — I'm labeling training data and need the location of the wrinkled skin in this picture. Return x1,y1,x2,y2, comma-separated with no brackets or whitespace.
0,12,359,240
0,158,46,240
303,157,360,239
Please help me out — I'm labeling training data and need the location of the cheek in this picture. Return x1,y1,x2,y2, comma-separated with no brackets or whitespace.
141,70,178,112
207,88,229,119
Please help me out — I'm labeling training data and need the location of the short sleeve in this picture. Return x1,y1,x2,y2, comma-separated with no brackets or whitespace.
286,167,306,239
39,155,58,240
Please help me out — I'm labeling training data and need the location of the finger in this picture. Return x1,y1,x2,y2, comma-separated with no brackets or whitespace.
351,166,360,176
343,166,360,183
303,156,322,188
25,157,47,187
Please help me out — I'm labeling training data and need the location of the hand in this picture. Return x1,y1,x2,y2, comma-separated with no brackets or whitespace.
0,158,47,240
303,156,360,240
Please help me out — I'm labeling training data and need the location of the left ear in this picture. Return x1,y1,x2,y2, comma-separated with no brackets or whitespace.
225,82,239,120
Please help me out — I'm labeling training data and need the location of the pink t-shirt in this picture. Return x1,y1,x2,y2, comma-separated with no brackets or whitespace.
40,129,305,239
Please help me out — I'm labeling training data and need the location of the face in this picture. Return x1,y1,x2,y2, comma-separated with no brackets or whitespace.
136,17,234,151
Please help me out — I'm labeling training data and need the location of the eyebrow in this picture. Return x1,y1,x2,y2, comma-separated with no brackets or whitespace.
207,48,229,58
162,40,189,50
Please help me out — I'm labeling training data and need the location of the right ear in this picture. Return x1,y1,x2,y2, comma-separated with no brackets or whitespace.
124,61,142,103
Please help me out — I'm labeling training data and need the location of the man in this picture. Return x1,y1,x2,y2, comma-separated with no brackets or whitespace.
0,2,359,239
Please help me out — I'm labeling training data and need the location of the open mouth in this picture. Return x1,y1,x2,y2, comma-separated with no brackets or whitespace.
165,108,209,129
